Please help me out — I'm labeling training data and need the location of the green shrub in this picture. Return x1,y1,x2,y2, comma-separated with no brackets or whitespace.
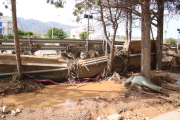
79,31,87,40
53,36,59,39
24,31,33,36
0,34,3,38
3,35,8,41
18,35,24,38
34,35,41,38
47,28,67,39
18,29,25,35
8,34,14,38
166,38,177,44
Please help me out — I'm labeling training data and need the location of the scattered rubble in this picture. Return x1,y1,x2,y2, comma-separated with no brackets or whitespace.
1,115,5,118
16,109,21,113
2,106,9,113
107,114,124,120
11,110,16,116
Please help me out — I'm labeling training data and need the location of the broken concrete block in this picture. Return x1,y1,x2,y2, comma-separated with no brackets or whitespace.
16,108,21,113
11,110,16,116
1,115,5,118
2,106,9,113
107,114,123,120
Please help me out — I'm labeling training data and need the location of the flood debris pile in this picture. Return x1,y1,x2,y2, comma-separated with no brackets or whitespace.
123,76,162,92
61,49,102,60
114,47,127,62
106,72,122,84
59,43,104,60
12,43,41,55
123,73,180,106
0,77,44,96
66,59,81,85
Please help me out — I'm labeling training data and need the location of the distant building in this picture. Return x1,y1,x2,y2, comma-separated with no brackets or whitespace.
70,24,104,40
0,17,13,35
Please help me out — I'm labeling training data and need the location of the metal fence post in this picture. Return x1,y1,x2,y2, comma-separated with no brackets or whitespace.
28,37,31,53
105,39,107,56
177,31,179,53
86,40,88,52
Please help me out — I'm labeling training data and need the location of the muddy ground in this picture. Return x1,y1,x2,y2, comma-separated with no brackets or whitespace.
0,70,180,120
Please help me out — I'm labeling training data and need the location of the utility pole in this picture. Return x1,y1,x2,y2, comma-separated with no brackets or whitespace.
38,25,39,36
84,14,93,51
52,15,60,39
52,20,53,39
11,0,23,79
42,25,43,38
177,29,180,53
32,23,34,37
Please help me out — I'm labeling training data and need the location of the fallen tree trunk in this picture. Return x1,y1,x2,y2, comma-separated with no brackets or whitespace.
161,83,180,92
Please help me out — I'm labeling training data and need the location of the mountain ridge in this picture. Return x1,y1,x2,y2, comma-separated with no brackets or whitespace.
16,17,75,36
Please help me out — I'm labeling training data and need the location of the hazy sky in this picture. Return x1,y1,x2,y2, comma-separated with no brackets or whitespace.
1,0,180,39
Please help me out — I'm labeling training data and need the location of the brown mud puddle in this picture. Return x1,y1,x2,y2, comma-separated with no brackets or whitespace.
1,80,126,110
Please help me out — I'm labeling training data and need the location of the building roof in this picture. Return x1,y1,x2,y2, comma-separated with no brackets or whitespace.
0,17,12,22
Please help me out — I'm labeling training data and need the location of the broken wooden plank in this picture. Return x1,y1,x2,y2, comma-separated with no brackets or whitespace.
161,83,180,92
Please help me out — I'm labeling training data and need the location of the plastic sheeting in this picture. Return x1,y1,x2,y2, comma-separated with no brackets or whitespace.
122,76,162,91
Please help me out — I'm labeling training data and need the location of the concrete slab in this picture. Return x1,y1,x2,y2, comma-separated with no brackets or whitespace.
150,108,180,120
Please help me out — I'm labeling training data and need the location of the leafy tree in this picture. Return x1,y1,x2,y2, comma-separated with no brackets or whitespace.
79,31,87,40
46,0,65,8
18,29,25,35
43,33,49,38
47,28,67,39
72,1,126,73
166,38,177,44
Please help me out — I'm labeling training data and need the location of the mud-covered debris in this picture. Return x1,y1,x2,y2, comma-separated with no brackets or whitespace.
88,50,95,58
80,51,88,59
95,51,101,57
107,72,121,83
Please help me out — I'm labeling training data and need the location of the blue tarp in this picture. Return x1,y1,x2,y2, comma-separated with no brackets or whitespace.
0,28,2,33
0,22,2,27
